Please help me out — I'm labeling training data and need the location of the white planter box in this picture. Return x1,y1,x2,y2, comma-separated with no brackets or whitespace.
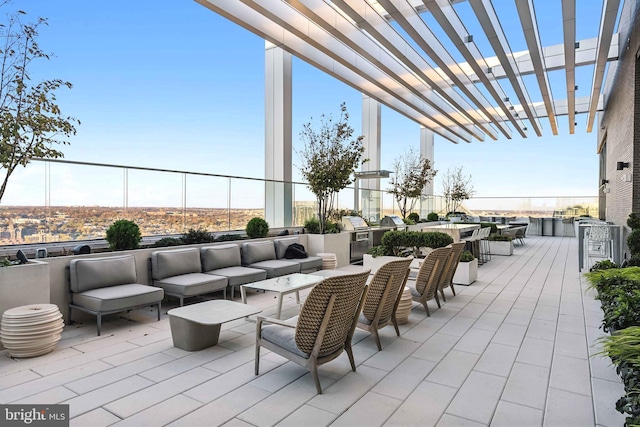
306,232,351,268
491,240,514,256
452,259,478,285
0,260,50,350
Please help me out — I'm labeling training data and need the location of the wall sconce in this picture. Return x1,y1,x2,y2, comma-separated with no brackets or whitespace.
617,161,630,170
601,179,609,186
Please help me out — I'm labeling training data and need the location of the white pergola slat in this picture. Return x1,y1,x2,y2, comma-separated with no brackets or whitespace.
587,0,621,132
196,0,620,142
516,0,557,135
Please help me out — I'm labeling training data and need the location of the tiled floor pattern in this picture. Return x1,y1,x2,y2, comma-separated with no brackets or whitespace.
0,236,626,426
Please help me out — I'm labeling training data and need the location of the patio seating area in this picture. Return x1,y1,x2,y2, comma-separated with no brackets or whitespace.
0,235,625,426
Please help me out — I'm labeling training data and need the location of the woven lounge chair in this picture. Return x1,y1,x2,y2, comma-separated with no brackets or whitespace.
255,270,370,394
408,246,451,316
356,257,412,351
438,242,466,302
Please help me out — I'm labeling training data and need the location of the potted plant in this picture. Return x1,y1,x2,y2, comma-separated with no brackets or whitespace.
387,147,436,220
452,250,477,285
246,217,269,239
488,234,514,256
105,219,142,251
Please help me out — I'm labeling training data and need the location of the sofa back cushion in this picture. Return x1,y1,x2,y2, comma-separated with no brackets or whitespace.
242,241,276,265
201,244,241,271
151,248,201,281
70,255,138,293
274,237,300,260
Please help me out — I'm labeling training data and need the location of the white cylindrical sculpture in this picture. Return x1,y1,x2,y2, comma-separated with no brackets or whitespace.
395,287,413,325
1,304,64,358
317,252,338,270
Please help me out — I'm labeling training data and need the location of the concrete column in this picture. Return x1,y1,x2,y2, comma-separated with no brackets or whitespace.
420,126,435,218
360,95,382,223
264,42,292,227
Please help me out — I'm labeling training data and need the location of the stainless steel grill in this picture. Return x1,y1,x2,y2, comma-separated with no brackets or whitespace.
380,215,407,230
341,216,372,263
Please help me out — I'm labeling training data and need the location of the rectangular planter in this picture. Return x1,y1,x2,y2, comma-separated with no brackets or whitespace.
490,240,514,256
452,259,478,285
0,260,50,350
306,232,351,268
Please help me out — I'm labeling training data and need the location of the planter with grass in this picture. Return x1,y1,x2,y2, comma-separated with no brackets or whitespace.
489,235,513,256
452,250,477,285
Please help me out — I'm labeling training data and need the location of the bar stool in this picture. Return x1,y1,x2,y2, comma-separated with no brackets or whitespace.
479,227,492,263
462,229,481,263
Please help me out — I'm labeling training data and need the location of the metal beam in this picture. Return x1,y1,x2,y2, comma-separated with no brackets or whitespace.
195,0,462,143
439,36,619,84
239,0,477,141
516,0,557,135
586,0,621,132
562,0,576,134
280,0,486,140
468,0,543,136
372,0,508,139
422,0,529,137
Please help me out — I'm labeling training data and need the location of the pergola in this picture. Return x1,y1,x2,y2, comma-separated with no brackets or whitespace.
195,0,622,223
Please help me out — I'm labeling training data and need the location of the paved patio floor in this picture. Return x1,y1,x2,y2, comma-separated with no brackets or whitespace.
0,235,626,426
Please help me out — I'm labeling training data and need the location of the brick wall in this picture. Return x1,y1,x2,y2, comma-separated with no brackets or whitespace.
599,0,640,258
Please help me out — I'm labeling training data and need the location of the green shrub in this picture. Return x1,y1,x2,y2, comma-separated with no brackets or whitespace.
381,230,453,257
488,234,512,242
407,212,420,223
597,327,640,424
246,217,269,239
215,234,243,242
105,219,141,251
629,255,640,267
325,221,340,234
628,230,640,256
403,218,416,225
427,212,439,221
459,250,475,262
585,267,640,332
304,218,320,234
152,237,183,248
181,228,213,244
590,259,620,272
367,245,391,257
628,213,640,230
480,222,498,234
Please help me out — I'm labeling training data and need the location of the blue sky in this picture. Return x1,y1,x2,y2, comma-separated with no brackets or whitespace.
1,0,611,207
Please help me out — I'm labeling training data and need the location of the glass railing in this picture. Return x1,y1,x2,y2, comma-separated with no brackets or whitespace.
0,159,598,245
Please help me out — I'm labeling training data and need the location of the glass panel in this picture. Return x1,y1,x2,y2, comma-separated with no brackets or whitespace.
293,182,316,226
184,175,229,233
230,178,264,231
127,169,183,236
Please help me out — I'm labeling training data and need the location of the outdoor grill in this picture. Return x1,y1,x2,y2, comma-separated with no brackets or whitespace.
380,215,407,231
341,216,372,263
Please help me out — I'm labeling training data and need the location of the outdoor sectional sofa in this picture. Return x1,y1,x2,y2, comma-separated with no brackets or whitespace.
68,254,164,336
150,247,228,306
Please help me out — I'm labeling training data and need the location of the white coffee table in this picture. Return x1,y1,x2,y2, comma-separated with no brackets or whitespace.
241,273,323,319
167,300,261,351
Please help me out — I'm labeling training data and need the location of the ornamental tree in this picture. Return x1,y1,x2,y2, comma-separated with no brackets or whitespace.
297,103,366,234
0,8,78,202
388,147,437,219
441,166,475,214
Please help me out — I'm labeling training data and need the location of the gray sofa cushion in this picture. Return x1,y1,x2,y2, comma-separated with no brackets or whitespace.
204,266,266,287
201,245,242,271
71,284,163,313
292,256,323,272
274,237,300,260
247,260,300,278
151,248,201,281
155,273,227,297
242,241,276,265
70,255,138,293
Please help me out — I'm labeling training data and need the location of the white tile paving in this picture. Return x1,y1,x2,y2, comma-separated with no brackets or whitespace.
0,236,626,426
